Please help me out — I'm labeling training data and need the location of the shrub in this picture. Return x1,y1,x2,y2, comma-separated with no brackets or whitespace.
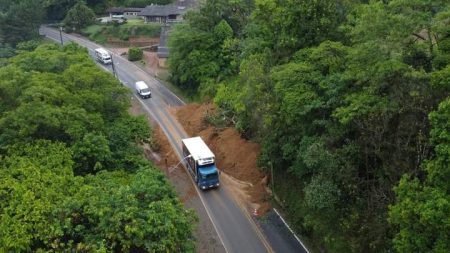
128,47,143,61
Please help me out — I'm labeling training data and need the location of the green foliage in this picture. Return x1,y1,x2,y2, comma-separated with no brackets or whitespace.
0,42,195,252
56,169,195,252
0,141,81,251
82,21,161,44
389,97,450,252
63,1,96,31
15,40,42,52
0,43,131,173
0,0,44,46
170,0,450,251
246,0,341,60
0,43,14,55
44,0,78,21
0,143,195,252
168,0,252,95
128,47,143,61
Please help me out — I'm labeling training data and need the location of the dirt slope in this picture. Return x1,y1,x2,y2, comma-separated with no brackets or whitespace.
169,103,271,214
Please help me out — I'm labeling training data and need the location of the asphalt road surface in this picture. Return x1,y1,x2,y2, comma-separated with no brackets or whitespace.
40,26,271,253
40,26,308,253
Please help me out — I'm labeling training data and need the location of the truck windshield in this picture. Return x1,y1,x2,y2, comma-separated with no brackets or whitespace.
201,172,218,180
199,164,218,180
141,88,150,93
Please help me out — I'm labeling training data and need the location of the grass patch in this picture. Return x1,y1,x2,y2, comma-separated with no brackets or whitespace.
81,24,102,34
81,20,161,44
166,81,194,103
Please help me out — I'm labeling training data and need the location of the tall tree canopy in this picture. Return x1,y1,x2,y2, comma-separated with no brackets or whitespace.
0,43,195,252
168,0,450,252
0,0,44,46
63,1,96,31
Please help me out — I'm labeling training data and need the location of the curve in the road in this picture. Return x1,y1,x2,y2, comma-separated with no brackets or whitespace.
40,27,276,253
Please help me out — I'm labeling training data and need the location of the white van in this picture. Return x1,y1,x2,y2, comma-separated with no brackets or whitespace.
135,81,151,99
94,48,112,64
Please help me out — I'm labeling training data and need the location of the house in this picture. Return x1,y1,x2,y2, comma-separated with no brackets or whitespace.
107,7,143,19
138,4,186,23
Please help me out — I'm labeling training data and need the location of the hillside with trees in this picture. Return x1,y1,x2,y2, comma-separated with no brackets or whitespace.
168,0,450,252
0,43,195,251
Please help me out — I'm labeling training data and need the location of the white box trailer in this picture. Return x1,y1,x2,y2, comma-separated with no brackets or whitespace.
94,48,112,64
182,137,220,189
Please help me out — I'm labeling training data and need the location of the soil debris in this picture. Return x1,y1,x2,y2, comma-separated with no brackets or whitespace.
172,103,271,215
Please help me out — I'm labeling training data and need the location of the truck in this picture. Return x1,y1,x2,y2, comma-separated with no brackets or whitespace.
94,48,112,64
182,137,220,190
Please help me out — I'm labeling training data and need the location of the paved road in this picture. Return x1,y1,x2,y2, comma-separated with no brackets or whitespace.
40,26,275,253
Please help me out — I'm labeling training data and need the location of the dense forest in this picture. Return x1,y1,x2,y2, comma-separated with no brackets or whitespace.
0,43,195,252
168,0,450,252
0,2,195,250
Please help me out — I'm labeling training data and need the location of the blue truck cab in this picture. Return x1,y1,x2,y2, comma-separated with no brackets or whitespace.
182,137,220,190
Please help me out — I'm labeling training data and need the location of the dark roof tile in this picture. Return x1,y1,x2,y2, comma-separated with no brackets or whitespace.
139,4,185,17
107,7,143,13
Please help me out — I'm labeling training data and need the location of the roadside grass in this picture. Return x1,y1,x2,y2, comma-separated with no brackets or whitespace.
132,60,193,103
159,76,196,103
81,20,161,44
156,73,201,103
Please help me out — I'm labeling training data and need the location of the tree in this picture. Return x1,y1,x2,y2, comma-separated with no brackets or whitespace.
0,0,44,46
0,141,82,251
0,43,136,174
243,0,341,61
168,0,253,95
389,97,450,252
168,0,450,251
0,42,196,252
0,142,196,252
63,1,96,31
56,169,196,252
128,47,143,61
44,0,78,21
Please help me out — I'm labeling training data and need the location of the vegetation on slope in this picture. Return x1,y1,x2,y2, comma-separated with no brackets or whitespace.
81,20,161,44
168,0,450,252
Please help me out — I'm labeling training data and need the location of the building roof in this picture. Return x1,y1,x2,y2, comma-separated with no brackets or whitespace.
139,4,185,17
107,7,143,13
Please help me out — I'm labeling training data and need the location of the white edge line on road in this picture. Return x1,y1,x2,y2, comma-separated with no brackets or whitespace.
273,208,310,253
133,96,230,253
108,50,185,106
45,35,60,43
228,186,274,253
44,27,185,106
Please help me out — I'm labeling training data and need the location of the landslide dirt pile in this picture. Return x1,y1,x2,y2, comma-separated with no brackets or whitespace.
170,103,271,214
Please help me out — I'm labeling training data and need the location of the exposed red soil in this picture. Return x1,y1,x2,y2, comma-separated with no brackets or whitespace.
153,126,179,172
171,103,271,215
129,99,197,204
